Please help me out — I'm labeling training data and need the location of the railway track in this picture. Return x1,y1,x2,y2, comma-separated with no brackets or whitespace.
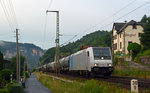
44,72,150,91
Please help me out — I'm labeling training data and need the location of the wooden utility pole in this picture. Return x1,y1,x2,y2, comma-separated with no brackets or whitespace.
46,10,60,73
16,29,19,83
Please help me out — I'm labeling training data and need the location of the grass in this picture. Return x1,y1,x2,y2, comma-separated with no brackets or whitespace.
113,68,150,79
0,88,8,93
35,72,130,93
122,61,129,66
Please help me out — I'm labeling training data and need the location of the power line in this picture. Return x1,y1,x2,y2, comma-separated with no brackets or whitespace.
7,0,18,27
115,1,150,22
60,0,150,46
42,0,54,49
76,0,138,40
47,0,53,9
0,0,15,32
42,14,48,49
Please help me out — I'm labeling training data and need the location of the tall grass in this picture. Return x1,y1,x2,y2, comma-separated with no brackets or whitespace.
113,68,150,78
35,72,129,93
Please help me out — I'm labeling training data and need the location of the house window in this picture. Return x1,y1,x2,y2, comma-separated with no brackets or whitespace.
138,33,142,37
128,41,132,45
120,34,121,38
132,23,137,29
120,42,122,49
114,35,117,40
114,43,117,50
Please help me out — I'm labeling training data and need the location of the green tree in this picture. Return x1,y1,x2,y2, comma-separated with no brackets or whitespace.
127,43,141,58
0,51,3,71
0,69,12,82
140,17,150,50
140,15,148,23
10,55,26,80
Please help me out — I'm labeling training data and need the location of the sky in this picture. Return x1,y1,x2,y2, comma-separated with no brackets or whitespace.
0,0,150,49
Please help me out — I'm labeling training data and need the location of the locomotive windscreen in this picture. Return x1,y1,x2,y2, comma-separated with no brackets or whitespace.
93,47,111,60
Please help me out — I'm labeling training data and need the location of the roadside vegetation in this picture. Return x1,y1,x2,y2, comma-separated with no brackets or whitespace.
35,72,130,93
0,51,29,93
113,68,150,78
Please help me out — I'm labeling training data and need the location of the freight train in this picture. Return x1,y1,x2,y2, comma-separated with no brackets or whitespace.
38,47,114,78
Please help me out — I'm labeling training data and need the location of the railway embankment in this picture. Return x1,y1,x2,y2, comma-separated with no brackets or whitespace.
35,72,130,93
35,72,150,93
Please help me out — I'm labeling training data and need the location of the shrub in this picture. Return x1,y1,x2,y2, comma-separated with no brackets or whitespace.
25,71,30,78
143,49,150,56
0,69,12,82
10,83,24,93
127,43,141,58
0,89,8,93
114,56,118,66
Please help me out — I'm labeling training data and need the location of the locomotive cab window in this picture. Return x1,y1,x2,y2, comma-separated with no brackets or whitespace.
93,47,111,60
87,51,89,56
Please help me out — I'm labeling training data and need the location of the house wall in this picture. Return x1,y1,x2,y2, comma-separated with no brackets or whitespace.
124,25,143,54
113,26,119,53
113,25,143,55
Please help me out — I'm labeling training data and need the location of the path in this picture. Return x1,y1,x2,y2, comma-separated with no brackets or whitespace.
24,73,52,93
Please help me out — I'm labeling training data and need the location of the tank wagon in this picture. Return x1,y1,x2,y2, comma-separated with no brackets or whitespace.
39,47,114,77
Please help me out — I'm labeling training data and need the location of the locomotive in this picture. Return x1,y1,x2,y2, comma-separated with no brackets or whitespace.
38,47,114,77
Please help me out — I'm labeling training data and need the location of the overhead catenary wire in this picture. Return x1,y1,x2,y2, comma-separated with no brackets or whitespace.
42,14,48,49
0,0,15,32
72,0,138,41
7,0,18,27
47,0,53,9
42,0,54,49
60,0,150,46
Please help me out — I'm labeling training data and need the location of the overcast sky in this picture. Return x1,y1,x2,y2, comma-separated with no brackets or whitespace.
0,0,150,49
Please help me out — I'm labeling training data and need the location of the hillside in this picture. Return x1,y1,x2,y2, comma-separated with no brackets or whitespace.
0,40,44,69
40,30,112,65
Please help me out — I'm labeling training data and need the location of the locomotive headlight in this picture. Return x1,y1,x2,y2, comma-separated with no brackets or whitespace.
108,63,112,66
94,63,98,66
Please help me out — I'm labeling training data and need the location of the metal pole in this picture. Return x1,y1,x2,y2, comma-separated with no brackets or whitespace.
16,29,19,83
46,10,60,74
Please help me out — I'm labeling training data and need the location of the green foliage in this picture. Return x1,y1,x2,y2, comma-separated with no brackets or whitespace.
40,30,112,65
0,89,8,93
134,49,150,62
0,51,3,71
114,56,118,66
80,79,102,93
25,71,30,78
10,55,26,80
134,52,143,62
10,83,24,93
143,49,150,56
140,16,150,50
36,72,129,93
140,15,148,23
114,68,150,78
127,43,141,57
0,69,12,82
31,68,36,72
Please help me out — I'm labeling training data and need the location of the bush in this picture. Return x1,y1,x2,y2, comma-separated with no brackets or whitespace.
127,43,141,58
0,69,12,82
114,56,118,66
0,89,8,93
10,83,24,93
143,49,150,56
25,71,30,78
134,49,150,62
134,53,143,62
